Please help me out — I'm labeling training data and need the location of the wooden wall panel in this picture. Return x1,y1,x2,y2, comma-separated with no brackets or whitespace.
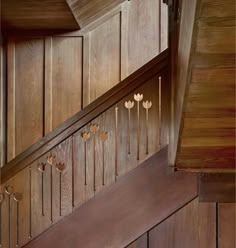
218,203,236,248
83,13,121,106
7,38,44,161
127,0,161,75
126,234,147,248
45,36,83,133
149,199,216,248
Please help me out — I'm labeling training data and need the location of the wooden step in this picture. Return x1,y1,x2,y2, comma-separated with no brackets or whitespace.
24,147,197,248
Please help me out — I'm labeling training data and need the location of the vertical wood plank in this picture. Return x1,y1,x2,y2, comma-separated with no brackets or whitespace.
218,203,236,248
45,36,83,133
7,38,44,161
149,198,216,248
127,0,161,75
126,233,147,248
83,13,121,106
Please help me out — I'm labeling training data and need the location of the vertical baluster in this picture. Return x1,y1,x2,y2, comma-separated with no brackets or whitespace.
13,192,23,247
159,76,162,149
90,124,99,192
143,101,152,155
134,93,143,160
56,163,65,217
0,193,5,248
81,132,91,186
115,106,119,179
29,166,32,239
100,132,108,186
37,163,46,216
125,101,134,155
47,155,56,224
5,185,14,248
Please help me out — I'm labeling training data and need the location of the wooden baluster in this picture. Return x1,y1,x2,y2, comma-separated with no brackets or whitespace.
13,192,23,247
81,132,91,186
90,124,99,192
134,93,143,160
143,101,152,155
115,106,119,179
100,132,108,186
29,166,32,239
0,193,4,248
56,163,65,216
37,163,46,216
5,185,14,248
125,101,134,155
47,155,56,224
159,76,162,149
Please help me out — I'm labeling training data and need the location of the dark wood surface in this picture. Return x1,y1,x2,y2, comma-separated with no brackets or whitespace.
1,0,79,31
1,49,168,183
198,173,236,202
24,147,197,248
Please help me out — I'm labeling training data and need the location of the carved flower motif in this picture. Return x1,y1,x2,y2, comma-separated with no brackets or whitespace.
5,185,14,195
142,100,152,109
125,100,134,109
38,163,46,172
47,155,56,165
81,131,91,141
134,93,143,102
90,124,99,134
56,163,65,172
100,131,108,141
13,192,23,202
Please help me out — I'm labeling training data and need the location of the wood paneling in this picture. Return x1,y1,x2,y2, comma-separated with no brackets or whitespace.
83,13,121,106
2,0,79,31
199,173,236,202
149,199,216,248
176,0,236,172
66,0,126,28
127,0,166,75
7,38,44,161
126,234,147,248
24,148,197,248
45,36,83,133
218,203,236,248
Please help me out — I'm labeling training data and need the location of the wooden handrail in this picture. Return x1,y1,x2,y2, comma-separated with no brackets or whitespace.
1,49,169,183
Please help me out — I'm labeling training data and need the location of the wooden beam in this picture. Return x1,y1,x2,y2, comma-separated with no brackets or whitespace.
198,173,236,203
24,148,197,248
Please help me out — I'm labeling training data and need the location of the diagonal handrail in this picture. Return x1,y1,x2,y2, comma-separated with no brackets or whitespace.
1,49,169,184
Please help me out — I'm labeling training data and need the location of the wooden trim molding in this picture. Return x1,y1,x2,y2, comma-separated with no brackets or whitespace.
1,49,169,183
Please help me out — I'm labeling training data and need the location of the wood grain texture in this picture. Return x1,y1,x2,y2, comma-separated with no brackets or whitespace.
198,173,236,202
45,36,83,133
24,148,198,248
2,0,79,31
66,0,126,28
149,198,216,248
7,38,44,161
218,203,236,248
176,0,236,171
127,0,161,75
83,13,121,106
2,49,168,183
126,234,147,248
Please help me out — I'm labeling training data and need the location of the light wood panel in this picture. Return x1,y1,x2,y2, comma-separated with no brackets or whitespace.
45,36,83,133
83,13,121,106
176,0,236,171
2,0,79,31
218,203,236,248
66,0,126,28
127,0,167,75
7,38,44,161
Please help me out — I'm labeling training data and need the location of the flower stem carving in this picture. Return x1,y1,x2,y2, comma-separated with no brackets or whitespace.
143,100,152,154
100,132,108,185
125,101,134,154
81,131,91,186
56,163,65,216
